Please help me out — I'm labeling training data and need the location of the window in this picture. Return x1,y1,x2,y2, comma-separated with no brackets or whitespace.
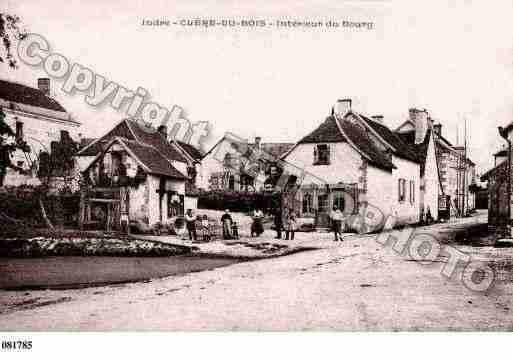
302,192,313,214
333,192,346,212
314,144,330,165
15,121,23,141
398,178,406,202
228,175,235,190
409,180,415,204
318,194,329,213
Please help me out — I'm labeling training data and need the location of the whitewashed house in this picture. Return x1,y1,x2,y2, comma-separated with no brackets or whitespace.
76,119,202,229
396,108,476,220
395,108,441,221
281,99,422,230
0,78,81,187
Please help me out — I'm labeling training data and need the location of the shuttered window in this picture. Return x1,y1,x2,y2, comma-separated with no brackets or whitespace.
314,144,330,165
398,178,406,202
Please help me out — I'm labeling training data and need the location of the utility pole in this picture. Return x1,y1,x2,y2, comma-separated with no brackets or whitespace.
463,117,467,216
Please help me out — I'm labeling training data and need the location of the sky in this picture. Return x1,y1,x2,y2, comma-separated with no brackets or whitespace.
3,0,513,175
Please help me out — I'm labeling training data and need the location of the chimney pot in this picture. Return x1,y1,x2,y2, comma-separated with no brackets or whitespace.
38,78,50,96
332,98,352,116
411,108,429,144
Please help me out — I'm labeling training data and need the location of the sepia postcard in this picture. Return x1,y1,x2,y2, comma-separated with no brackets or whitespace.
1,0,513,356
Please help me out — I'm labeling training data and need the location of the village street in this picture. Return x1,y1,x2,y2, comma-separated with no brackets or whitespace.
1,211,513,331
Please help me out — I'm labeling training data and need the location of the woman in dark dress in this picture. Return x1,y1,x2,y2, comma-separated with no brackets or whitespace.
221,209,233,239
251,208,264,237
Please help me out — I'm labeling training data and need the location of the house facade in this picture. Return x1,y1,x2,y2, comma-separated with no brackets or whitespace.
281,99,422,231
396,109,476,220
0,78,81,187
77,119,203,229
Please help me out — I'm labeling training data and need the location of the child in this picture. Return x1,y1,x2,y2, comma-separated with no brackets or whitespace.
285,211,297,240
231,221,239,239
201,214,211,241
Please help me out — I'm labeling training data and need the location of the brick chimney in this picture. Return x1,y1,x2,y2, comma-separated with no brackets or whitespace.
38,78,50,96
332,98,352,116
157,125,168,140
410,108,429,144
254,136,261,149
371,115,384,124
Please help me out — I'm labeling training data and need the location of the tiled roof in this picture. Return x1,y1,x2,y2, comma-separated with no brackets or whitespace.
298,117,346,144
0,79,66,112
77,120,136,156
77,119,191,165
126,120,190,163
120,138,186,179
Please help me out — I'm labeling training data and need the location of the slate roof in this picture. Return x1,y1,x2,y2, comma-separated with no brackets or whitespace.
396,129,430,175
0,79,67,113
337,118,395,171
481,161,507,181
359,114,420,164
293,111,423,171
298,117,346,144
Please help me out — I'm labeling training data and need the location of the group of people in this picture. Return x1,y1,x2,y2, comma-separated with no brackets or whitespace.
184,204,347,242
184,208,239,242
273,206,298,240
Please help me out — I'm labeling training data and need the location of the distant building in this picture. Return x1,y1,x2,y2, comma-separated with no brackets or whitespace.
481,126,513,238
396,109,477,219
0,78,81,187
200,135,293,192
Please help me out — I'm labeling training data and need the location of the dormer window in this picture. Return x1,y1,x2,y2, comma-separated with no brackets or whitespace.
314,144,330,165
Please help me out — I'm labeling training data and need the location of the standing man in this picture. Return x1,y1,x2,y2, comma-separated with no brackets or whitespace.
330,205,343,241
273,207,283,239
221,209,233,239
185,208,197,241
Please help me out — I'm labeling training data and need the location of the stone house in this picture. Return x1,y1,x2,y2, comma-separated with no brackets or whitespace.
199,134,293,192
281,99,422,230
396,109,476,219
481,160,508,237
0,78,81,187
77,119,202,229
481,126,513,238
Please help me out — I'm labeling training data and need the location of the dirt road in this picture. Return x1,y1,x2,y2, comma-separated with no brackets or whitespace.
1,213,513,330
